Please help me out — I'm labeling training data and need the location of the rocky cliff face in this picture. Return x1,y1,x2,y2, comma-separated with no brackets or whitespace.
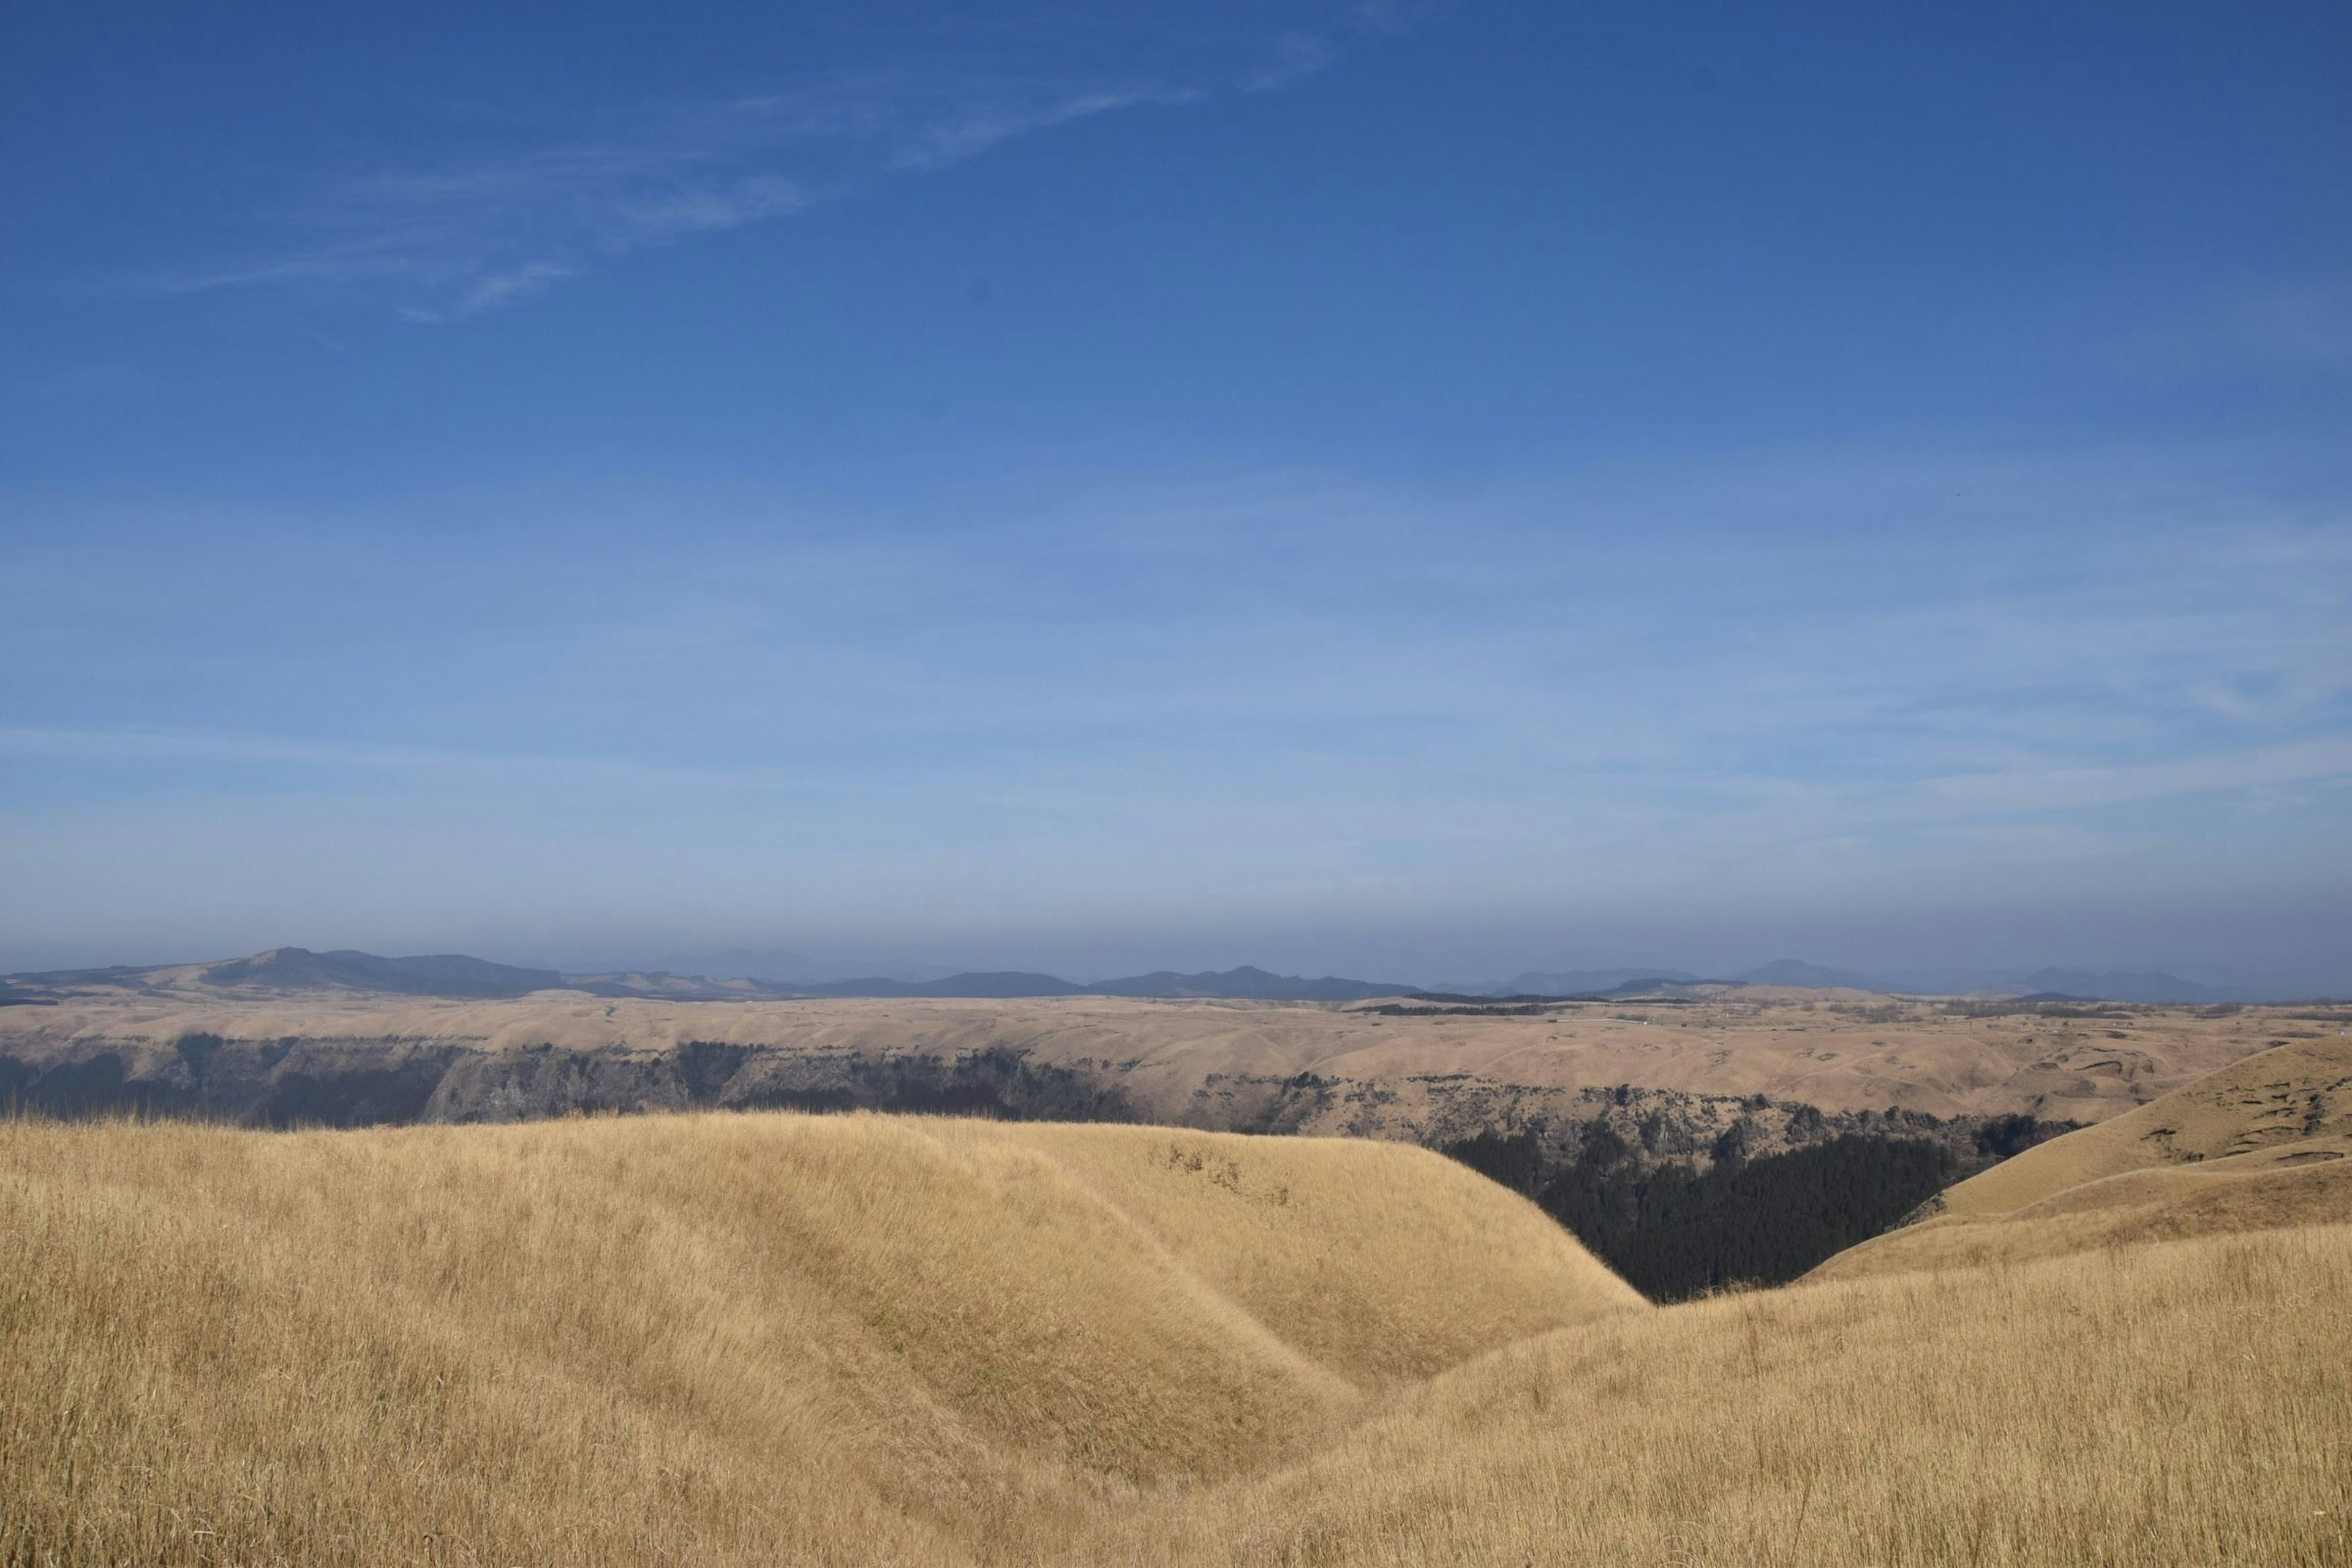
0,1024,2064,1183
0,1033,1136,1128
6,983,2287,1154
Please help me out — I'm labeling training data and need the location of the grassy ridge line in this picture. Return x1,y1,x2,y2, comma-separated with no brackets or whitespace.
1932,1035,2352,1220
1877,1155,2352,1286
1809,1036,2352,1283
0,1110,1638,1566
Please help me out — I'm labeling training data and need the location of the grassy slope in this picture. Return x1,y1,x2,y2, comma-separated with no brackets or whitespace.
1100,1224,2352,1566
0,1111,1638,1566
1812,1037,2352,1283
7,1103,2350,1566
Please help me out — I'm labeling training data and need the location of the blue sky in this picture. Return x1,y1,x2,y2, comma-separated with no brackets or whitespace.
4,2,2349,986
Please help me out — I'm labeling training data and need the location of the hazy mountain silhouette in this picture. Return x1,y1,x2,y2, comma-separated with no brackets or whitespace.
642,948,959,985
1084,966,1413,1002
1732,959,1880,990
778,966,1417,1001
2002,968,2240,1005
200,948,565,998
1507,968,1705,996
12,948,2310,1007
779,971,1091,999
10,948,1428,1005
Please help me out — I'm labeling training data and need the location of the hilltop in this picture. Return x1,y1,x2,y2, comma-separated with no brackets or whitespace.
197,947,567,997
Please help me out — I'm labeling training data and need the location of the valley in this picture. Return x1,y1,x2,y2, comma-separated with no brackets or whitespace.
7,960,2347,1564
5,1041,2348,1565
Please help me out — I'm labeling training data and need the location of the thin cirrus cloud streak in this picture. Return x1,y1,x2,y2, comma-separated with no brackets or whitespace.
6,718,2346,886
4,484,2349,974
146,37,1343,322
3,496,2345,834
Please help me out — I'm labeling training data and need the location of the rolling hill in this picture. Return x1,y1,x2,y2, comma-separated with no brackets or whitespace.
196,946,568,997
0,1110,1637,1565
4,1106,2345,1565
1809,1033,2352,1281
1086,1222,2352,1566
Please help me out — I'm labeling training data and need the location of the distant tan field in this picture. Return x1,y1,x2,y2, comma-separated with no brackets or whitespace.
1816,1036,2352,1282
5,979,2326,1130
6,1107,2348,1566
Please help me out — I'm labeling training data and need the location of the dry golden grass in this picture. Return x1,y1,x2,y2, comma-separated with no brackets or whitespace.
1934,1035,2352,1220
6,1107,2349,1567
0,1110,1635,1566
1096,1223,2352,1567
1815,1037,2352,1283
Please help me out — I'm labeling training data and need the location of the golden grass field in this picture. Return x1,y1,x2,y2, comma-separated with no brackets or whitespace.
1111,1224,2352,1567
0,1112,1637,1565
6,1078,2351,1566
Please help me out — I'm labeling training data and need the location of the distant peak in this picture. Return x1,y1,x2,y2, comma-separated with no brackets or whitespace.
196,947,565,1000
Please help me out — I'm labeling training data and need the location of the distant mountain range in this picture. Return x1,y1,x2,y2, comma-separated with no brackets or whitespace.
1432,968,1708,997
3,949,1426,1005
1436,958,2307,1004
3,948,2325,1006
628,948,960,986
1437,962,1868,996
1731,959,1882,990
2003,968,2244,1005
197,948,568,998
766,966,1411,1003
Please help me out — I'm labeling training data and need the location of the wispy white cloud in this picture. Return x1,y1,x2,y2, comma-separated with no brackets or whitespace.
886,82,1208,171
6,445,2349,975
1238,34,1335,93
143,17,1388,321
